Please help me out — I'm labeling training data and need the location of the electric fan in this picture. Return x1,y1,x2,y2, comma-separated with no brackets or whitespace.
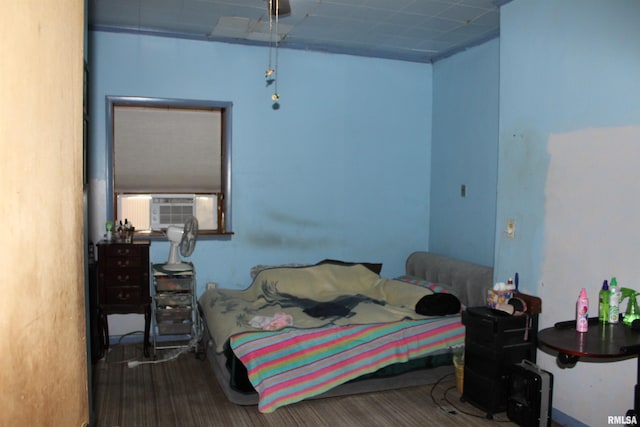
163,216,198,272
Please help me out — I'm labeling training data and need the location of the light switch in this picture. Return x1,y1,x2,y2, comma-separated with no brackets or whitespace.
506,219,515,238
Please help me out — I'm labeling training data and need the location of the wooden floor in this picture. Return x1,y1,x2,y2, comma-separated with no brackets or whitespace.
92,342,547,427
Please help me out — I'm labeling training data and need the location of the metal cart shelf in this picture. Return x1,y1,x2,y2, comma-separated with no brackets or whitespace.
151,263,201,357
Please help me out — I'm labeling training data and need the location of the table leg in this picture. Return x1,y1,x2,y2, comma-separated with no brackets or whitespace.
98,308,109,353
636,355,640,413
558,352,579,368
626,356,640,421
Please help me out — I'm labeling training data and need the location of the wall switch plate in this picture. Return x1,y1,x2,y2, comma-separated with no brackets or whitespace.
506,219,515,238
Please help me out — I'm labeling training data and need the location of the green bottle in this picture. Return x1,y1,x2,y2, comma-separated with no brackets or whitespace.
599,280,609,322
609,277,620,324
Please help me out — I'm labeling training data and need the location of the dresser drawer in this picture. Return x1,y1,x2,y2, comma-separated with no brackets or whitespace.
105,256,144,269
103,244,146,258
103,268,144,286
104,286,146,305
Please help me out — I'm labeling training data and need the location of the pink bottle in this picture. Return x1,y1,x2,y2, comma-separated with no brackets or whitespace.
576,288,589,332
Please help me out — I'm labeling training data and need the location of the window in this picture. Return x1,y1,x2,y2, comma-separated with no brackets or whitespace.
106,96,232,236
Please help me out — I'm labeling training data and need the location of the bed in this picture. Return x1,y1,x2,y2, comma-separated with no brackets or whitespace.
198,252,493,413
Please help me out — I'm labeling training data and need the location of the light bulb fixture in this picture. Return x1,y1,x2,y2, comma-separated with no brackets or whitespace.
269,0,291,16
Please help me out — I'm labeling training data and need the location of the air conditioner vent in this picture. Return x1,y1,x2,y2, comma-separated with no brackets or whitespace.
151,194,195,229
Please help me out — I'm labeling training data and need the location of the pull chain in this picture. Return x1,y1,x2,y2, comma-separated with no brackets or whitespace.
265,0,281,109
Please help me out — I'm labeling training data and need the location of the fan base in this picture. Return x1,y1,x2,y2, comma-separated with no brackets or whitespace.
162,262,193,272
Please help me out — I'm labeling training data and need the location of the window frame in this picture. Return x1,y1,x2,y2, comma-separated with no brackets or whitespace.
106,96,233,238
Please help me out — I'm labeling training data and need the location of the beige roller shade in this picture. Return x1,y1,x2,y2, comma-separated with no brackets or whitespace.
114,105,222,193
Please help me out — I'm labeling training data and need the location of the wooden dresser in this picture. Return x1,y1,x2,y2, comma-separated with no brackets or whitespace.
96,240,151,357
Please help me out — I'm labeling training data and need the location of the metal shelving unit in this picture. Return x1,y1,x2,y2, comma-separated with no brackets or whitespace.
151,263,201,357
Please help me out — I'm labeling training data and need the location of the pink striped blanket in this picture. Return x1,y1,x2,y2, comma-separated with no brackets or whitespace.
230,315,464,413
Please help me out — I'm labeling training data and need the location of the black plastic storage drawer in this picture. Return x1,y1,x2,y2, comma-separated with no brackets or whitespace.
462,306,535,350
461,306,539,419
463,365,507,414
465,341,536,372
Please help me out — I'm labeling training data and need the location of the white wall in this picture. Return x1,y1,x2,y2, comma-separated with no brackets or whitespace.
497,1,640,425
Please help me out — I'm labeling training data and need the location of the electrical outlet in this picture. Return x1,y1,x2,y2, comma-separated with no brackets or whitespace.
206,282,217,290
506,219,515,238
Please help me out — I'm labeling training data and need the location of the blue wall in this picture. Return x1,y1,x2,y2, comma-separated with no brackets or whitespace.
430,39,499,267
89,32,433,292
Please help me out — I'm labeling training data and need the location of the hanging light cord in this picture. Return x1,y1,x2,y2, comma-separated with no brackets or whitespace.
267,0,274,74
273,0,280,99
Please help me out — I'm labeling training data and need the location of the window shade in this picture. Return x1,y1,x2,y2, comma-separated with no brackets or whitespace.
114,105,222,193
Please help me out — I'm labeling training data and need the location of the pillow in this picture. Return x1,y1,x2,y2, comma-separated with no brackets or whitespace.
415,293,461,316
315,259,383,275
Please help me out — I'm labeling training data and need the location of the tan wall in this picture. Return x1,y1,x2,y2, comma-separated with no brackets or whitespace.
0,1,88,426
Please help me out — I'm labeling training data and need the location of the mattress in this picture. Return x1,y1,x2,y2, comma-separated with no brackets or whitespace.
199,262,468,411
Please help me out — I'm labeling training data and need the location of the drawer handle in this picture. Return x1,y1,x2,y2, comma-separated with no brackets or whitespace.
116,259,130,267
116,274,130,282
116,248,131,256
116,291,131,301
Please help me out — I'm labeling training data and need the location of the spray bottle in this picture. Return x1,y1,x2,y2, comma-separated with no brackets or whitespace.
576,288,589,332
599,280,609,322
620,287,640,326
609,277,620,324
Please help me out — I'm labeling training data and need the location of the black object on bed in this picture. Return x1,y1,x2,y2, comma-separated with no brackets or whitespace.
415,293,461,316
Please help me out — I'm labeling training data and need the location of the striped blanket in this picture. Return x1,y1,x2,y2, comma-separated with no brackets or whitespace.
230,315,464,413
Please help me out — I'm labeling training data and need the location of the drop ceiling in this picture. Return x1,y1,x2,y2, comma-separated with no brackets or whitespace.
89,0,507,63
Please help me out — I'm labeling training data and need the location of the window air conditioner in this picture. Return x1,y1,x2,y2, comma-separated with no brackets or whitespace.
150,194,195,230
